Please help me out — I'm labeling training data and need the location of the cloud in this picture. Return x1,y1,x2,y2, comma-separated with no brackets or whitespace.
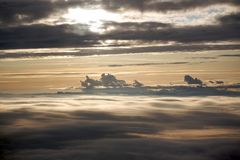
101,0,240,12
74,85,240,97
219,54,240,57
0,0,96,26
184,75,203,85
0,24,99,49
106,62,189,67
0,0,239,27
218,12,240,25
101,16,240,43
102,21,172,31
1,95,240,160
0,0,57,26
0,3,239,49
187,56,217,59
1,44,240,58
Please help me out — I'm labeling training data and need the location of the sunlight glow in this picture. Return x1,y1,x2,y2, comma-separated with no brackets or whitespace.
63,8,120,33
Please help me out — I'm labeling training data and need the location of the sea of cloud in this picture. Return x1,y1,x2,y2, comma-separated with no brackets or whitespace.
0,93,240,160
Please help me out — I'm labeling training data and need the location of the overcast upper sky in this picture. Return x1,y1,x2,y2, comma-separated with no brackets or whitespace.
0,0,240,50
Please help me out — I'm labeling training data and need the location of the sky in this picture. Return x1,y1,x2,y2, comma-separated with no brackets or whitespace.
0,0,239,50
0,0,240,93
1,1,240,160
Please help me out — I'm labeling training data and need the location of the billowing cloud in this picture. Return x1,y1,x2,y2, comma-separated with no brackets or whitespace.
1,95,240,159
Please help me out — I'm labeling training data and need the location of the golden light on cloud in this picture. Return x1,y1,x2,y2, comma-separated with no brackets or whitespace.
63,8,120,33
128,128,240,140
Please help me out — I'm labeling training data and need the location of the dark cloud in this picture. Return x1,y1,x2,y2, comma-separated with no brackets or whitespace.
184,75,203,85
1,105,240,160
1,44,240,57
75,85,240,96
0,0,96,26
102,21,172,31
187,56,217,59
219,54,240,57
0,0,239,27
96,12,240,44
0,3,239,49
0,24,99,49
106,62,188,67
0,0,55,26
102,0,240,12
101,19,240,43
218,12,240,25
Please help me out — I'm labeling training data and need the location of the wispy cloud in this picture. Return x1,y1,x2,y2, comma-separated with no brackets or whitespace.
106,62,189,67
0,44,240,59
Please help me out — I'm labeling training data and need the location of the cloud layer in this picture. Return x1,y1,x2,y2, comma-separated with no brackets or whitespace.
1,94,240,160
0,0,239,50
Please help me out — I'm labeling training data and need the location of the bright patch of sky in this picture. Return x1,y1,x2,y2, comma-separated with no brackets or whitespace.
120,4,238,26
62,7,121,32
28,4,239,34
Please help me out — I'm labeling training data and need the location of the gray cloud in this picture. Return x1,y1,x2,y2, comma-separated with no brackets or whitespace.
0,24,99,49
1,106,240,159
219,54,240,57
101,15,240,43
1,44,240,58
102,21,172,31
0,3,239,49
218,12,240,25
1,94,240,159
0,21,239,49
0,0,239,27
101,0,240,12
0,0,95,26
106,62,189,67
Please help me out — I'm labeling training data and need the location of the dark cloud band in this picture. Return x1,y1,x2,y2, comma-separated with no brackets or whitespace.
1,0,240,26
0,1,239,49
